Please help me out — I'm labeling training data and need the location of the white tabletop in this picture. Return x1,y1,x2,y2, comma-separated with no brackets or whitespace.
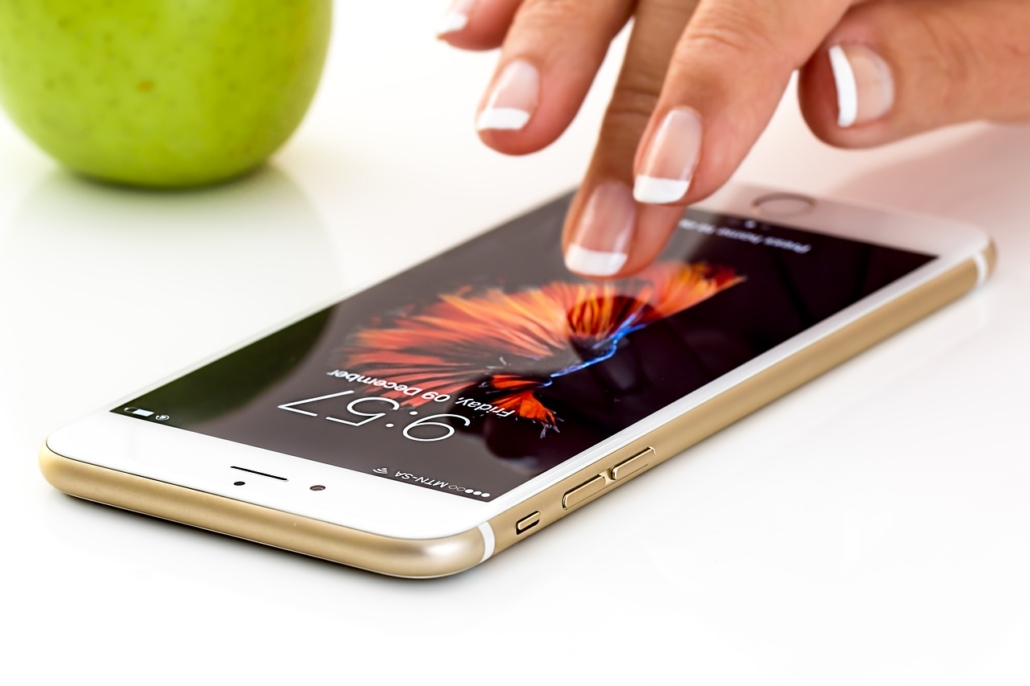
2,3,1028,684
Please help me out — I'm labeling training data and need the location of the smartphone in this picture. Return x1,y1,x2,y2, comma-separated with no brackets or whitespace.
40,183,995,578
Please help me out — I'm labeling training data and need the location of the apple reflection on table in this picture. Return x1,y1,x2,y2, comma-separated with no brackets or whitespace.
0,165,342,444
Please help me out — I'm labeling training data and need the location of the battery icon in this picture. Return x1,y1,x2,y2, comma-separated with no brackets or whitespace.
125,407,154,417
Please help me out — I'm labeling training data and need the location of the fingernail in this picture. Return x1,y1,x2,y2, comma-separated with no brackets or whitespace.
477,60,540,131
565,183,637,277
829,44,894,128
633,108,703,205
438,0,474,37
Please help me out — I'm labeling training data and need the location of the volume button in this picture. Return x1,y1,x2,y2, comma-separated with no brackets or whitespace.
610,447,655,481
561,475,606,510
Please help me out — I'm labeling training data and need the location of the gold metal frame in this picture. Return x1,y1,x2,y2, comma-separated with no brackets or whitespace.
40,246,995,578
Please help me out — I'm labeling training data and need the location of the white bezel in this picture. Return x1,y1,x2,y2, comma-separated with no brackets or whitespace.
47,183,990,541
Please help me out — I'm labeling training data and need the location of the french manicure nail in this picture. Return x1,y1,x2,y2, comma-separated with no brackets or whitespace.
565,183,637,277
477,60,540,131
633,107,703,205
438,0,474,37
829,44,894,128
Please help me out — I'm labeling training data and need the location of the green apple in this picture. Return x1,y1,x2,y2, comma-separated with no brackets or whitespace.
0,0,331,188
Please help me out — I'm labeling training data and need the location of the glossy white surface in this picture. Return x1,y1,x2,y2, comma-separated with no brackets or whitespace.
2,3,1029,684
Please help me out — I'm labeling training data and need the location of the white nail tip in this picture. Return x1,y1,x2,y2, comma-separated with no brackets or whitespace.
829,45,858,128
633,176,690,204
565,245,628,277
476,108,531,131
437,13,468,36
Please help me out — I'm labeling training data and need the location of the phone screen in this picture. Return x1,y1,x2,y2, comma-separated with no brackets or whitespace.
117,195,932,502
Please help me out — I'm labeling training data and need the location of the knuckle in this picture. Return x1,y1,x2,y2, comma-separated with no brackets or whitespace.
683,5,794,70
912,6,1030,121
912,12,978,115
604,77,662,131
516,0,596,26
686,24,753,59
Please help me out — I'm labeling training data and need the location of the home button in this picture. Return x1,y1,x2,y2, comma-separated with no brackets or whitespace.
752,193,816,218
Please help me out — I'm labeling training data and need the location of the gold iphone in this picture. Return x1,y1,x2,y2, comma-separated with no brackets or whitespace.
40,183,995,578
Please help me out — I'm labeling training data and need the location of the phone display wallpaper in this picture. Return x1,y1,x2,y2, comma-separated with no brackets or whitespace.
120,196,932,502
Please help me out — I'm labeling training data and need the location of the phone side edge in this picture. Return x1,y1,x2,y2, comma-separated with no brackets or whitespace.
981,241,999,282
484,252,987,555
37,446,489,579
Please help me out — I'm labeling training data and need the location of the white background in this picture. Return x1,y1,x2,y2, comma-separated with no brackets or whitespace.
2,2,1029,684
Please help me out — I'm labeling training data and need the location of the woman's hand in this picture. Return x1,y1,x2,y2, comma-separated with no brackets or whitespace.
438,0,1030,277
